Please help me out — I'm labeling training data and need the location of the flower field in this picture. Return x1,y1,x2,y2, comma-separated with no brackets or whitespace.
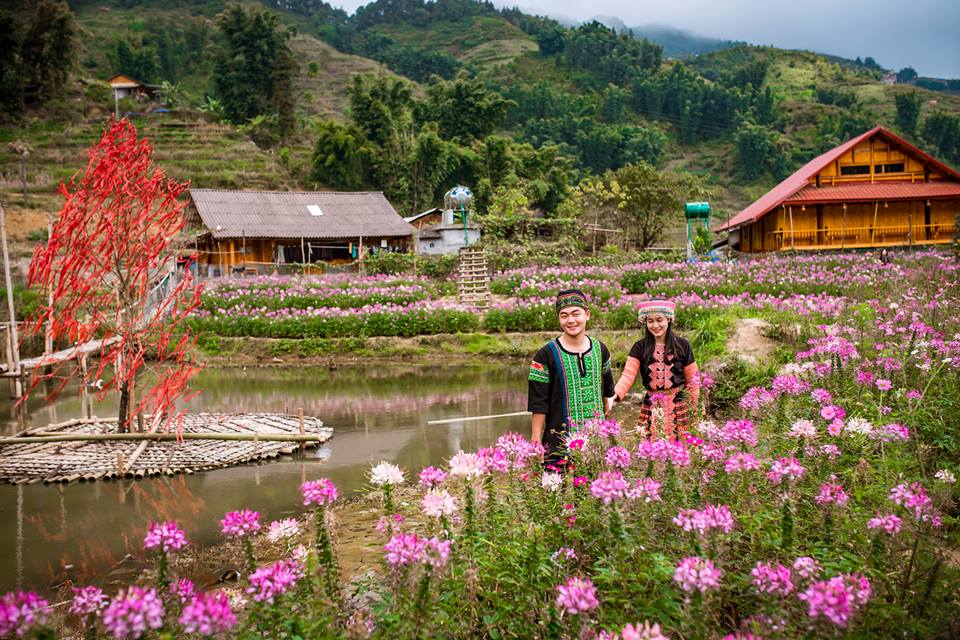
6,262,959,638
186,252,957,340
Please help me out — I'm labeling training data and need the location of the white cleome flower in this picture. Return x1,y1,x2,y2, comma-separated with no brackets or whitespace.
788,419,817,439
369,461,406,486
448,451,485,479
422,489,458,517
934,469,956,484
541,472,563,492
845,417,875,436
266,518,301,543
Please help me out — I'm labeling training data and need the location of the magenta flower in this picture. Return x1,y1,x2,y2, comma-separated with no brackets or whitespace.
673,556,723,594
797,574,871,627
246,559,303,604
810,388,832,405
767,457,806,485
889,482,942,526
170,578,196,604
590,471,630,505
422,537,453,569
635,439,690,466
626,477,662,503
815,480,849,508
724,452,760,473
792,556,821,580
301,478,338,507
384,532,427,567
555,577,599,615
819,405,846,422
751,561,794,595
875,378,892,391
143,521,188,553
604,445,632,469
867,512,903,534
70,586,107,618
672,504,735,536
0,591,50,637
102,587,165,639
220,510,261,538
418,466,448,488
179,591,237,636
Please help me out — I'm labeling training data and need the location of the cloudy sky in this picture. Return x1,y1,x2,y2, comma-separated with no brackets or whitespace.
332,0,960,77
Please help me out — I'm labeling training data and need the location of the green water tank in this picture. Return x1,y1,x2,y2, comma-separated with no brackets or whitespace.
684,202,711,220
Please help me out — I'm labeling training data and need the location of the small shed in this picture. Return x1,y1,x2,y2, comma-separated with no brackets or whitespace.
404,208,443,230
108,74,160,100
185,189,416,275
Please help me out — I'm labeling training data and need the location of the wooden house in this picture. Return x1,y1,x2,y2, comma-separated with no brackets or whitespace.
108,74,160,100
184,189,416,275
718,126,960,252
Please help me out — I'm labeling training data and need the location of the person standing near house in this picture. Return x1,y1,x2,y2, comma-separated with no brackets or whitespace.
613,299,699,440
528,289,616,467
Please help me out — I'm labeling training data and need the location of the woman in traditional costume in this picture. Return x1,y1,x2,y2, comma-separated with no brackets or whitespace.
613,299,699,440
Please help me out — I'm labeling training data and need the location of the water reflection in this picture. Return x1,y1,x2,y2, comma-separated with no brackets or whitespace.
0,363,529,593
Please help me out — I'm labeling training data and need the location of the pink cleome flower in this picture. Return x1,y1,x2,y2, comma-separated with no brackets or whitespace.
767,457,806,485
418,466,448,488
384,532,427,567
422,537,453,569
792,556,821,581
867,512,903,535
246,559,303,604
724,452,761,474
0,591,50,637
815,480,849,508
673,504,735,536
673,556,723,594
620,621,670,640
590,471,630,505
70,586,107,618
751,561,794,595
797,574,871,628
604,446,632,469
170,578,196,605
301,478,338,507
179,591,237,636
143,521,188,553
102,587,164,640
889,482,942,527
220,510,261,539
556,577,599,615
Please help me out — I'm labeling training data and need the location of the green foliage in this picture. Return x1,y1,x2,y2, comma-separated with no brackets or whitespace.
362,252,458,278
423,71,511,141
815,86,858,108
310,120,367,189
894,91,922,138
922,111,960,167
212,4,296,136
896,67,918,83
735,119,791,180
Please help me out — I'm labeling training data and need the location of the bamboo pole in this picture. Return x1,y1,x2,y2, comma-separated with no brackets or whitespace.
0,432,330,445
0,201,22,399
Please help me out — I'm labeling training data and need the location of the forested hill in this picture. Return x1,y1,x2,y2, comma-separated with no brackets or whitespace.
2,0,960,243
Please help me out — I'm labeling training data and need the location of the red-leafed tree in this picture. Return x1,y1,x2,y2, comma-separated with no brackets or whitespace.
23,118,202,432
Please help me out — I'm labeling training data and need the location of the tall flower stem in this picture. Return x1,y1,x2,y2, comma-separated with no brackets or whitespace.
155,550,169,592
243,538,256,574
383,483,395,516
314,506,339,599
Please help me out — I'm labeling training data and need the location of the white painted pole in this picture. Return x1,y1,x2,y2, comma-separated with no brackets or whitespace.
0,200,23,399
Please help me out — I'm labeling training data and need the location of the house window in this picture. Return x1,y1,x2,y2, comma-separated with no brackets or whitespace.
875,162,905,174
429,242,435,248
840,164,870,176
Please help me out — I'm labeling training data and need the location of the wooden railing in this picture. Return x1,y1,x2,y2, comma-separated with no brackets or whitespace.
772,222,957,247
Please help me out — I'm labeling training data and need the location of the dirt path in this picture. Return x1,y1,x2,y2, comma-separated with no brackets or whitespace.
725,317,777,366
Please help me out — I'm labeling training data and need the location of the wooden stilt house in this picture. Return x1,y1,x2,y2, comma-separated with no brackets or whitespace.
184,189,416,275
718,126,960,252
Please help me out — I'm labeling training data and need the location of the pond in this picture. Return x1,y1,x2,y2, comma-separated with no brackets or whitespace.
0,363,530,594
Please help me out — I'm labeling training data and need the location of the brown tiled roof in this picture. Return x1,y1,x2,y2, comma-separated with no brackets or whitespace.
189,189,416,240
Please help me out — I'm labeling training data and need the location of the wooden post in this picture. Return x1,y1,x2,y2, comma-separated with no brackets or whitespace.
300,237,305,264
116,451,126,475
0,201,22,399
840,204,847,250
908,205,914,249
871,201,879,244
359,235,364,276
298,406,305,452
242,230,246,269
788,206,796,250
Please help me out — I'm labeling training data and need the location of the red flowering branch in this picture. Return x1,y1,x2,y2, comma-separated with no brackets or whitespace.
22,118,203,433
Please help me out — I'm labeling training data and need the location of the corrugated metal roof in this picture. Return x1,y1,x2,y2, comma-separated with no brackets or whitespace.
785,181,960,204
718,126,960,231
189,189,416,240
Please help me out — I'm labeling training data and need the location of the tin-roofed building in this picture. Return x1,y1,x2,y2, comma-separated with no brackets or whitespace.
718,126,960,252
185,189,416,274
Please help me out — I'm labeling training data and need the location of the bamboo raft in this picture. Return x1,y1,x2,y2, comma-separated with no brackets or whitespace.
0,413,331,485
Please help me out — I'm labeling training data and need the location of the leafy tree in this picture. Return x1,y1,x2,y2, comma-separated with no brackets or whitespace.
894,91,922,138
577,161,710,249
896,67,918,83
310,120,367,189
272,48,299,142
0,10,25,117
212,4,294,129
735,120,791,180
423,71,511,141
19,0,79,105
23,119,202,432
535,25,565,56
922,111,960,167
